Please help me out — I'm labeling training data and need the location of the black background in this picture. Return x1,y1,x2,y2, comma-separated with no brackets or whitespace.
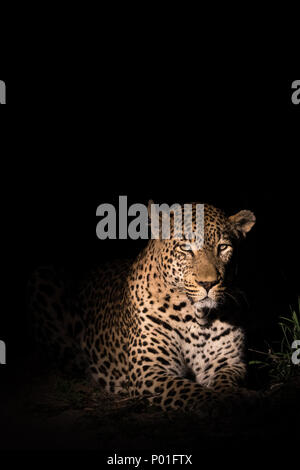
1,76,299,356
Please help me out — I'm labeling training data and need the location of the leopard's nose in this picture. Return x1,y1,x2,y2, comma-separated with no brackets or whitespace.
196,279,219,291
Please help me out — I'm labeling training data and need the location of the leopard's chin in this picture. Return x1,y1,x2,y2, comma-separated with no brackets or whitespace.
189,297,218,310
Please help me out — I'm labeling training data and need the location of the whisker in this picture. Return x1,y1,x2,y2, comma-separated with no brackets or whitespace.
224,291,241,307
232,288,250,308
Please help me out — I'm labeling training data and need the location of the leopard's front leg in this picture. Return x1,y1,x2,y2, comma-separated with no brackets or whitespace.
204,363,247,392
192,323,249,394
130,366,224,414
130,365,261,416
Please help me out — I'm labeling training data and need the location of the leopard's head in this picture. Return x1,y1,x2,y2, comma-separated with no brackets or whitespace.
148,202,255,309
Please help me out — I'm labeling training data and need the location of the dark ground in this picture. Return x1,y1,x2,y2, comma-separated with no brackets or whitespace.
1,351,299,452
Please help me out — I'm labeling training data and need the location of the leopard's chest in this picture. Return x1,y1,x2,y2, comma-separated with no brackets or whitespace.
137,297,245,374
181,318,244,367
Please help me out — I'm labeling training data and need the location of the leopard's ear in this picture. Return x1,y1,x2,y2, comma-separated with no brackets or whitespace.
228,210,256,237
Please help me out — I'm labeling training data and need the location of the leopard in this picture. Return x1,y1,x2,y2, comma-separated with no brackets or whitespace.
28,202,261,415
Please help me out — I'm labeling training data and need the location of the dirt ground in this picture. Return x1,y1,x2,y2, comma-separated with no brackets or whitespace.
0,354,299,453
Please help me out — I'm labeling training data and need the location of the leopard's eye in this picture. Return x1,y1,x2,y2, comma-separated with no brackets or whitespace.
218,244,231,252
180,244,193,252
